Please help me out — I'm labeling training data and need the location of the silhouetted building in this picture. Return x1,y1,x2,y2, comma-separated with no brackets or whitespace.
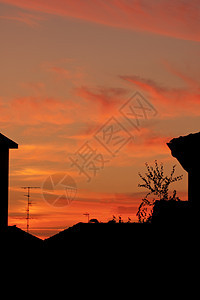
1,225,43,250
43,222,154,253
152,200,192,225
89,218,99,223
0,133,18,229
167,132,200,210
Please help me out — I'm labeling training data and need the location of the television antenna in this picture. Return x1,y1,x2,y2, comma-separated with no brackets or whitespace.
21,186,40,233
83,212,90,223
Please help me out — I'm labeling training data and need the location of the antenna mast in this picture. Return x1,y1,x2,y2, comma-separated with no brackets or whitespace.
83,212,90,223
21,186,40,233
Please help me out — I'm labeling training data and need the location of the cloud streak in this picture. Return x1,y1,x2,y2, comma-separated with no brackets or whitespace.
120,69,200,119
0,11,45,26
76,86,128,114
1,0,200,41
0,96,82,125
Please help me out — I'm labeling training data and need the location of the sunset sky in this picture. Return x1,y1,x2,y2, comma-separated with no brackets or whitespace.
1,0,200,238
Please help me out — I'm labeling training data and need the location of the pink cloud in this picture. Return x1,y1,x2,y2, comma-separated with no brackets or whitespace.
48,67,71,79
120,72,200,118
76,86,129,114
162,60,200,89
41,61,86,85
0,0,200,41
0,11,45,26
0,96,77,125
0,92,112,139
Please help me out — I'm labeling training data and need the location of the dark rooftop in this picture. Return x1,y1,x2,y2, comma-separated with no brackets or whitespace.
0,133,18,149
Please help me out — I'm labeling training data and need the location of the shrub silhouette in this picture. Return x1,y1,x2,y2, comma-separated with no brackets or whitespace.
136,160,183,223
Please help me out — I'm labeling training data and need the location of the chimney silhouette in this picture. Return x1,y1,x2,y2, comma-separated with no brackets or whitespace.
167,132,200,208
0,133,18,229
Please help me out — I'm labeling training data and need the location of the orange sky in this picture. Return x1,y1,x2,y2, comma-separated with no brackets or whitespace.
1,0,200,239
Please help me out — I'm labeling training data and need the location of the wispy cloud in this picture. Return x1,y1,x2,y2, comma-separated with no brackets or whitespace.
0,96,80,125
76,86,129,114
0,11,45,27
41,60,86,86
162,60,200,89
119,67,200,119
1,0,200,41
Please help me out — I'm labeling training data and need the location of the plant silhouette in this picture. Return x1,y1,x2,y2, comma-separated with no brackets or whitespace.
136,160,183,222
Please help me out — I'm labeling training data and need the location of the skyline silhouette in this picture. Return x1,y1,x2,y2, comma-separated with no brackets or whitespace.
0,131,198,243
1,0,200,239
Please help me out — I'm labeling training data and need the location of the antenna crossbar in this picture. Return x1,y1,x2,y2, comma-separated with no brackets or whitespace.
21,186,40,233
